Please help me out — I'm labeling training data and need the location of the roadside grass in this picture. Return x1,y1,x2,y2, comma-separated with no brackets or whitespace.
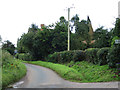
25,61,119,83
66,61,119,82
2,51,27,89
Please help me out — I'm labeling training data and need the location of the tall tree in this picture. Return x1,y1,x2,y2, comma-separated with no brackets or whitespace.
17,33,27,53
113,18,120,37
18,18,68,60
71,14,79,26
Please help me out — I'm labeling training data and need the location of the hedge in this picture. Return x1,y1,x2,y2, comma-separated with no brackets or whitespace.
46,50,85,63
15,53,33,61
107,45,120,68
97,47,110,65
85,48,100,64
46,47,119,68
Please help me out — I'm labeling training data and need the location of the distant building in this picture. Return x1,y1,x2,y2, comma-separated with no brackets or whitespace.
118,1,120,18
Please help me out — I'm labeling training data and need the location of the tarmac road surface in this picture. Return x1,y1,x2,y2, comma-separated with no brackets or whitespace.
11,63,119,88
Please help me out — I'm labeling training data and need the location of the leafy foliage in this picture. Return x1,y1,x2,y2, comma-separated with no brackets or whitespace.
97,47,110,65
93,26,111,48
2,40,15,55
15,53,33,61
2,50,26,88
113,18,120,37
107,44,120,68
46,50,85,63
85,48,100,64
17,19,68,60
111,36,120,47
70,33,87,50
107,18,120,68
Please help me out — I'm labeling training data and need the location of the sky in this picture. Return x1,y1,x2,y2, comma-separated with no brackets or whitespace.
0,0,120,46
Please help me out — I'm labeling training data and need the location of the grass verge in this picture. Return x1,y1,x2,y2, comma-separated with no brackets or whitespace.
2,51,27,89
25,61,119,83
66,61,120,82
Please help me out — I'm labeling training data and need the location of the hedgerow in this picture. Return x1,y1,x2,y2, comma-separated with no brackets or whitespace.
85,48,100,64
97,47,110,65
15,53,33,61
46,50,85,63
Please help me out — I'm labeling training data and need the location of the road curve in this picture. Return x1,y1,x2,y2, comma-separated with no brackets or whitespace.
12,63,119,88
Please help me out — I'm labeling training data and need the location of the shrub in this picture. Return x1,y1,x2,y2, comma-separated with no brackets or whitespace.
85,48,100,64
46,50,85,63
97,47,110,65
107,36,120,68
2,50,13,65
15,53,33,61
46,52,59,63
107,45,120,68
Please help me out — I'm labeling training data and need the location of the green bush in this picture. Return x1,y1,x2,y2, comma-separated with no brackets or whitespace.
97,47,110,65
2,50,13,65
111,36,120,47
107,45,120,68
85,48,100,64
15,53,33,61
46,50,85,63
107,36,120,68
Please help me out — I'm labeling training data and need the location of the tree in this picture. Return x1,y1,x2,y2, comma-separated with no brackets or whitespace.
17,33,28,53
60,16,67,24
2,40,15,55
71,14,79,26
71,15,90,43
107,18,120,68
54,16,68,33
52,31,67,52
93,26,111,48
28,24,39,32
70,33,87,50
52,17,68,52
113,18,120,37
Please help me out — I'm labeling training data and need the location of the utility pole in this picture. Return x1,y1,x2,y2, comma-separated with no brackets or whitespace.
65,5,74,51
68,8,70,51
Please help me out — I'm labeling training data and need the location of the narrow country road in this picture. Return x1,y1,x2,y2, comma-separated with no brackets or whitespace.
12,63,119,88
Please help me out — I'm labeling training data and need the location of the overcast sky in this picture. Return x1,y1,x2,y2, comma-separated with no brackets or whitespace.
0,0,120,46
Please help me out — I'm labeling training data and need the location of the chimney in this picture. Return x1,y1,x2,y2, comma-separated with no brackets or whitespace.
41,24,44,28
41,24,44,31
